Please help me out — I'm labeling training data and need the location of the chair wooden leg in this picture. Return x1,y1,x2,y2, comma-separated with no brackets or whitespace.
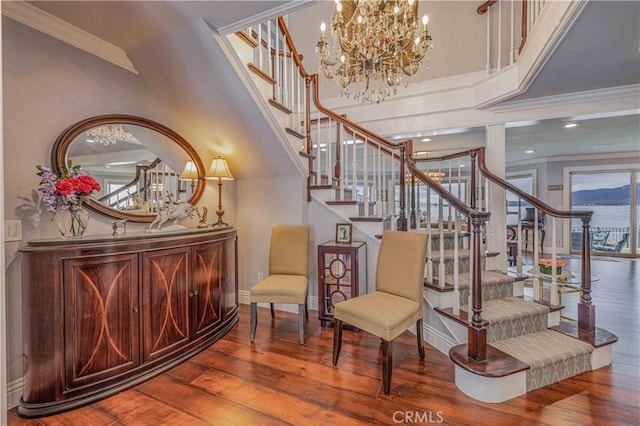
381,339,393,395
298,304,305,345
332,319,343,365
250,302,257,343
305,298,309,320
270,303,275,319
417,318,425,360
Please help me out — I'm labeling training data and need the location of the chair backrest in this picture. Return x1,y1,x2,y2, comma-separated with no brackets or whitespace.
269,225,309,277
614,233,630,252
522,207,545,225
376,231,428,303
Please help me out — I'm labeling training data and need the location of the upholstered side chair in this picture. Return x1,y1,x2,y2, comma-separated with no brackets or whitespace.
332,230,428,394
250,225,310,344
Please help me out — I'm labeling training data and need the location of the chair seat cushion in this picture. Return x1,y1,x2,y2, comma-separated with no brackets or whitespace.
334,291,422,341
250,275,308,304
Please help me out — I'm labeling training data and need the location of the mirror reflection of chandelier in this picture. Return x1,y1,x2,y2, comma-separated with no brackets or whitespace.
316,0,431,104
85,124,133,146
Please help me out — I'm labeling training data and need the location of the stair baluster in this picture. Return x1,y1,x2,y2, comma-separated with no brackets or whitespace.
438,196,446,288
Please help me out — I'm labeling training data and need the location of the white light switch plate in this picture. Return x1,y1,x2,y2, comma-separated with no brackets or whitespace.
5,220,22,241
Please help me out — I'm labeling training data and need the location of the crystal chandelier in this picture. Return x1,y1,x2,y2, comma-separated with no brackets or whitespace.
85,124,133,146
316,0,431,104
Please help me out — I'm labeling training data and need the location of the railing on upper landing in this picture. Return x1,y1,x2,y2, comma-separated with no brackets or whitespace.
477,0,548,74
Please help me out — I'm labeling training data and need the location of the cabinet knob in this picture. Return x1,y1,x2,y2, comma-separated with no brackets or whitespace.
189,291,194,297
133,307,138,313
193,290,199,296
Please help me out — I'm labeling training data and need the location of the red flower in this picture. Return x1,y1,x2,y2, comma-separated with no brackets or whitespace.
54,177,76,196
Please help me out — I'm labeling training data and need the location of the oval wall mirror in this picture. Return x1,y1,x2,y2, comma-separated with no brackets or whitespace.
52,114,205,223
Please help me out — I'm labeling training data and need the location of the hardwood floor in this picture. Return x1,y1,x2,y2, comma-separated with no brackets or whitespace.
8,257,640,425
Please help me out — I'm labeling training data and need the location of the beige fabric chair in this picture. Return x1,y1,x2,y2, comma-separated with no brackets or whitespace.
250,225,310,344
332,230,428,394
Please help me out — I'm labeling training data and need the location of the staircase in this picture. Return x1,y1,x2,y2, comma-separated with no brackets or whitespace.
220,11,617,403
422,230,615,402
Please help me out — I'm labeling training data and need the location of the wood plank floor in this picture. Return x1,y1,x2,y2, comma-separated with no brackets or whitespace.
8,257,640,425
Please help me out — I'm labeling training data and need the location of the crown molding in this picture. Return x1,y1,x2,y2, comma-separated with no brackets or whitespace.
507,150,640,168
491,84,640,114
2,0,138,75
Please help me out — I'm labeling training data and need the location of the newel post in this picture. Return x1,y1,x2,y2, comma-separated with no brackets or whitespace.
468,213,488,362
579,214,595,332
397,143,407,231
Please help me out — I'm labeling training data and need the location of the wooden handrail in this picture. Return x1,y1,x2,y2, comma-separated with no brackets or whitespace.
477,0,497,15
277,18,400,159
475,147,592,220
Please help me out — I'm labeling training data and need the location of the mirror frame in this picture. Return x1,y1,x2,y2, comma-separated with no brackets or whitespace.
52,114,206,223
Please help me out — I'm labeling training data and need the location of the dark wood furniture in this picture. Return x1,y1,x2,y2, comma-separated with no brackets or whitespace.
19,228,238,418
317,240,366,327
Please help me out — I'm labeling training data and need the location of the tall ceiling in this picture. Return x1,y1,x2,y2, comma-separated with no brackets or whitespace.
24,0,640,165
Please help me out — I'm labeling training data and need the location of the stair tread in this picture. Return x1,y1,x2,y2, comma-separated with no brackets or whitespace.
490,329,593,368
462,297,549,322
444,270,514,288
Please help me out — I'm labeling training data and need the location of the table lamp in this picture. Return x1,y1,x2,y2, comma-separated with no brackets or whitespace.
206,156,234,227
179,160,199,193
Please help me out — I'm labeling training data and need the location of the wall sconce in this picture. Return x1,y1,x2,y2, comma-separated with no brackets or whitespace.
179,160,199,193
206,156,234,228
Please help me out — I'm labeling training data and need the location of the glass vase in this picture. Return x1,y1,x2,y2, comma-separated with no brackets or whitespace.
55,204,90,239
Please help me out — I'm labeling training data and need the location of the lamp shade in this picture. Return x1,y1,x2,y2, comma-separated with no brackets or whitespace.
206,157,234,180
179,161,199,180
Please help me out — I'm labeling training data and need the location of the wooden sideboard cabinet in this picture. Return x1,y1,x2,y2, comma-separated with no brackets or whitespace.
317,240,367,327
19,228,238,417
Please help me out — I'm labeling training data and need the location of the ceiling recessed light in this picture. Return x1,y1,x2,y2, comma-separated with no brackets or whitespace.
86,139,95,143
564,123,578,128
421,138,432,142
525,150,534,154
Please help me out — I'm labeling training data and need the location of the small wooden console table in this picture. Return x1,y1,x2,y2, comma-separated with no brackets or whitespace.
317,240,367,327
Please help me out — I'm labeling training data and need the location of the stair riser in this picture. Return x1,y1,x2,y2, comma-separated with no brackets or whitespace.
429,255,485,276
459,281,513,305
426,232,465,251
487,312,548,343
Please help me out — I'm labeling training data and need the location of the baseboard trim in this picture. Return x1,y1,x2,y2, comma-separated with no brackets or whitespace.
7,377,23,409
424,323,459,356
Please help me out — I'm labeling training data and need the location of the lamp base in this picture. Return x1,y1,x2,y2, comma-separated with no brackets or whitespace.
211,209,229,228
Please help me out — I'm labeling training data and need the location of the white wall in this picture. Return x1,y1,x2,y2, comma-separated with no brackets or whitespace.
236,176,307,297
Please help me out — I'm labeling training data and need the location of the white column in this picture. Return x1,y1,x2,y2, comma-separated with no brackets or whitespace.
485,124,507,270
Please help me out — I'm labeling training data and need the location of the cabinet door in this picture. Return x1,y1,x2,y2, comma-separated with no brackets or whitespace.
222,236,238,320
141,247,190,363
63,254,139,391
191,242,223,338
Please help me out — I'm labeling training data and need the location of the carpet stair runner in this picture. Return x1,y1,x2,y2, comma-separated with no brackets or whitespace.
424,230,597,398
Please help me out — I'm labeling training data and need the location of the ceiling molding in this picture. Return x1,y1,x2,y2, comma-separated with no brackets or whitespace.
507,151,640,168
2,0,138,75
491,84,640,113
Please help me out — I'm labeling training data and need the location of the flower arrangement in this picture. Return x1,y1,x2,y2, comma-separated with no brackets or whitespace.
36,160,101,237
538,258,565,275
